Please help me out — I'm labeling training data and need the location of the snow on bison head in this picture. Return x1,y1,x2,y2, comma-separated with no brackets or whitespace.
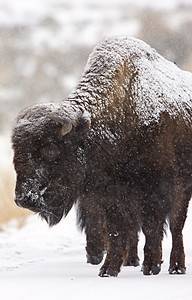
12,103,90,226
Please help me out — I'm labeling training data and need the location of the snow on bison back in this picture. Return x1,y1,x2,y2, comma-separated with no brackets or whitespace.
12,37,192,277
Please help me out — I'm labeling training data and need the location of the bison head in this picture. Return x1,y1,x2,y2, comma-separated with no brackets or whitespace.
12,103,90,226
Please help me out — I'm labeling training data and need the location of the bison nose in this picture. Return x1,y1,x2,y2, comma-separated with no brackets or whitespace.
15,195,31,208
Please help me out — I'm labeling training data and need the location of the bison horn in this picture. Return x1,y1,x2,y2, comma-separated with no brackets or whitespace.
48,115,72,136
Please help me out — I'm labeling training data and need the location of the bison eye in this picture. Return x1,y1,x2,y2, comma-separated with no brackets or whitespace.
41,143,60,162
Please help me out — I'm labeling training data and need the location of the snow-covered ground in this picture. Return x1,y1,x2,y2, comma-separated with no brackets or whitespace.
1,0,192,299
1,205,192,300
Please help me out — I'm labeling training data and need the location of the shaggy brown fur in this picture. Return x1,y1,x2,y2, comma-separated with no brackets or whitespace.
12,37,192,276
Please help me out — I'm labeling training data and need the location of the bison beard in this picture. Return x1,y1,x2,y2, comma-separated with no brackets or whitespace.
12,37,192,277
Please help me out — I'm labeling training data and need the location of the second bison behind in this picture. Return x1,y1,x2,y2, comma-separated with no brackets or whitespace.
12,37,192,276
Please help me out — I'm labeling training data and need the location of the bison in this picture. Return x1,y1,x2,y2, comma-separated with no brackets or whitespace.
12,37,192,276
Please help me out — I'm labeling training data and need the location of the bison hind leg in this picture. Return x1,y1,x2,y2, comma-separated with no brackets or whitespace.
123,246,140,267
123,234,140,267
123,257,139,267
98,268,118,277
143,265,161,276
87,252,104,265
169,263,186,275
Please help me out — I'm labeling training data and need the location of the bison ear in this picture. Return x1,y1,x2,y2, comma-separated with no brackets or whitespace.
48,115,72,136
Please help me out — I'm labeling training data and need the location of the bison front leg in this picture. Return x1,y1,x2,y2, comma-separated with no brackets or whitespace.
99,232,128,277
98,205,130,277
98,232,129,277
86,219,139,267
86,225,106,265
142,222,164,276
77,199,106,265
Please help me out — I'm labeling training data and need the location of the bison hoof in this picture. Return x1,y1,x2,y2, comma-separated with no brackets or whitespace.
143,265,161,276
169,264,186,275
123,258,140,267
98,268,119,277
152,266,161,275
87,253,104,265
